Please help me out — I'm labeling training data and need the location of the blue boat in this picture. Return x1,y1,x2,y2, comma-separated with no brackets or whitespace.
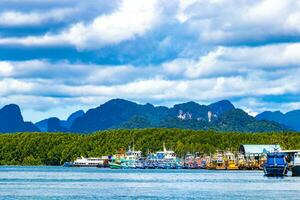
263,152,288,176
144,143,182,169
200,159,207,169
63,162,73,167
135,159,146,169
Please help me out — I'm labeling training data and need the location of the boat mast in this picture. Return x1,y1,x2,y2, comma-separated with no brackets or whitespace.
163,142,167,152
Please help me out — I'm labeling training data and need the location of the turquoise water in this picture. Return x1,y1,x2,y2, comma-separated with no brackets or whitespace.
0,166,300,199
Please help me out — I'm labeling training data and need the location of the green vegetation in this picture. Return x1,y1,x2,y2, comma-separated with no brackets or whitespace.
0,128,299,165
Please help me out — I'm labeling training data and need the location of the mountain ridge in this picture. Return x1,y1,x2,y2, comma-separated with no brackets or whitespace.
256,110,300,131
0,99,293,133
0,104,40,133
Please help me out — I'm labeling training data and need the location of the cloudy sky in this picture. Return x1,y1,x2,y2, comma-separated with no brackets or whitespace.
1,0,300,122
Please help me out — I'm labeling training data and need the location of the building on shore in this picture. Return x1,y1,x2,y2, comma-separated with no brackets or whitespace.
239,144,281,157
239,144,281,169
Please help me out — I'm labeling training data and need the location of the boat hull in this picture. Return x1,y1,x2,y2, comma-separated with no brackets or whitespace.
226,166,239,170
263,166,287,176
63,162,101,167
216,163,226,170
292,166,300,176
63,162,73,167
109,163,122,169
72,164,98,167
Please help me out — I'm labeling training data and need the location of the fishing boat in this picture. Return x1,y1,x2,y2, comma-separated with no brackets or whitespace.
183,153,198,169
63,156,108,167
224,152,239,170
146,143,182,169
121,147,142,169
109,148,126,169
263,151,288,176
183,153,203,169
226,160,239,170
206,155,216,170
109,146,142,169
200,157,208,169
109,159,123,169
215,152,226,170
281,150,300,176
291,152,300,176
135,158,146,169
156,143,177,160
237,154,247,170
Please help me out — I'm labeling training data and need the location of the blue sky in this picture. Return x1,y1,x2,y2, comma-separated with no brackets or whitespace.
1,0,300,122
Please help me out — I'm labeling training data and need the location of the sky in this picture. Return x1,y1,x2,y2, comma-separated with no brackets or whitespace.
1,0,300,122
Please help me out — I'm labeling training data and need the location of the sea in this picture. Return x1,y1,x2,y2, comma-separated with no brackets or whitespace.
0,166,299,200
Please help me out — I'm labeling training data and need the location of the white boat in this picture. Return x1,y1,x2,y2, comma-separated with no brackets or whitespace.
146,143,181,169
126,146,142,160
121,146,143,169
155,142,177,160
64,156,109,167
280,150,300,176
292,152,300,176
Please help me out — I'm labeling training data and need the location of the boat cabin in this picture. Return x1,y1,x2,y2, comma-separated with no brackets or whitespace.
126,149,142,158
73,157,106,166
155,142,176,160
265,153,287,166
156,150,176,160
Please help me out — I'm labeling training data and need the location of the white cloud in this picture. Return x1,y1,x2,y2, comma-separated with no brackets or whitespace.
0,0,160,49
1,59,300,104
1,0,300,50
176,0,300,45
0,78,34,96
0,8,76,26
65,0,159,49
176,0,198,23
0,60,157,85
2,41,300,107
161,42,300,81
0,62,13,77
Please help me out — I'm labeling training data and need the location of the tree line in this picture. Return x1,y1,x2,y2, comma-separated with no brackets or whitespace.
0,128,299,165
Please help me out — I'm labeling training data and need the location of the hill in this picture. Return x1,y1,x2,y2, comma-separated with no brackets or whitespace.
35,110,84,132
256,110,300,131
0,104,40,133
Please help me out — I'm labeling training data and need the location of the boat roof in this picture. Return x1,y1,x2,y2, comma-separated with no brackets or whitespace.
156,150,175,154
280,150,300,153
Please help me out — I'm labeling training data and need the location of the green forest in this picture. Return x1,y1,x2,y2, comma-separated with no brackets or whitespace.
0,128,299,165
